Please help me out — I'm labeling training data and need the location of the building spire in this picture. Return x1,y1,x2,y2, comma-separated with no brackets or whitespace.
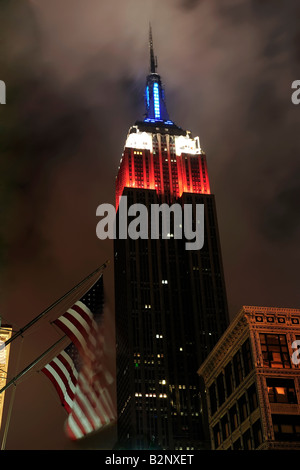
144,25,173,125
149,23,157,74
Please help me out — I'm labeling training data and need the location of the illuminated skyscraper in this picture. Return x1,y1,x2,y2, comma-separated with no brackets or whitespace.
114,28,229,450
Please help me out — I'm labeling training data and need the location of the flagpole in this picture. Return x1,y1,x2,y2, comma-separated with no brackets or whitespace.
4,261,109,349
0,335,67,449
0,335,67,396
0,337,24,450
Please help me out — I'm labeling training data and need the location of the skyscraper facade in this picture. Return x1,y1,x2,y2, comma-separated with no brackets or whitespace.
114,29,229,450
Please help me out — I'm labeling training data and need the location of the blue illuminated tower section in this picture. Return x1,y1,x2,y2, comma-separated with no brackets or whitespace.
144,26,174,126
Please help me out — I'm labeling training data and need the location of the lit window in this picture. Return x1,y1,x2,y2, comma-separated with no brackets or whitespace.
260,334,291,368
267,378,297,404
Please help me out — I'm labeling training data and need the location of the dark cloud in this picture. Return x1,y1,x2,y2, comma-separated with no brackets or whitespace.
251,0,286,15
293,30,300,63
250,0,300,68
263,32,286,60
260,182,300,242
178,0,202,11
246,80,284,130
213,1,251,24
0,0,300,450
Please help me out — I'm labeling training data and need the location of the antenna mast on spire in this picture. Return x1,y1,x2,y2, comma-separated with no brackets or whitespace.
149,23,157,73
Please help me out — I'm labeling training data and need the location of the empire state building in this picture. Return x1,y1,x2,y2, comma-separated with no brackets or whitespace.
114,28,229,450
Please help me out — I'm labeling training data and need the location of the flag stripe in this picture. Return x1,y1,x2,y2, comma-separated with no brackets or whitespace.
78,368,109,426
71,395,94,434
54,305,99,360
66,305,97,340
42,351,79,410
65,414,85,441
69,306,99,350
70,303,100,347
58,351,78,385
42,363,74,413
42,275,116,441
54,316,96,362
50,356,77,398
67,403,91,437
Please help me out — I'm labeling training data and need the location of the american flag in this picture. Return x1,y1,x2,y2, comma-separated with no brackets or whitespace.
41,275,115,440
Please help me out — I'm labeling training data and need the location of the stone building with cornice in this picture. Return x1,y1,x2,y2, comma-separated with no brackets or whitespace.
198,306,300,450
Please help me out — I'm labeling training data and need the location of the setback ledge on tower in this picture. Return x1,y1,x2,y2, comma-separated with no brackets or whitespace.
135,120,187,136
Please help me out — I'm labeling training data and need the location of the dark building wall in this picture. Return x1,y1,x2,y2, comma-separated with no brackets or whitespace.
115,180,229,449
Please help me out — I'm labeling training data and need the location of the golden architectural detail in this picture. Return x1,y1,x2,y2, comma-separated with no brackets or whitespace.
0,325,12,431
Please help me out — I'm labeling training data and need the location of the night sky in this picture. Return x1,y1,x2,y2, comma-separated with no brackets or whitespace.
0,0,300,449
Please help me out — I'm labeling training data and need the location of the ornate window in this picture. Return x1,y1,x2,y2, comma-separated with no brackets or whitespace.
259,334,290,368
267,378,297,404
